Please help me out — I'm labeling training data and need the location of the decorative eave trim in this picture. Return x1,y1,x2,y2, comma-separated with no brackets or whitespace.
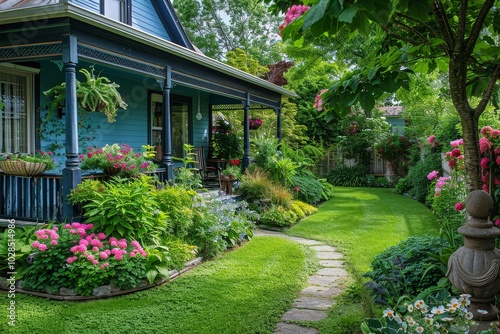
0,2,296,98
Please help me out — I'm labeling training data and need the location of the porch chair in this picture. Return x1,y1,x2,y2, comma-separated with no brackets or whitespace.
194,147,221,188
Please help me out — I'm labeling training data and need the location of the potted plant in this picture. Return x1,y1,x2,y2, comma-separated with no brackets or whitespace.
80,143,157,178
222,165,241,180
43,65,127,123
0,151,56,176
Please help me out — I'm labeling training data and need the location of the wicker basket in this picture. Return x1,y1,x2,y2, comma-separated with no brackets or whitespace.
0,160,47,176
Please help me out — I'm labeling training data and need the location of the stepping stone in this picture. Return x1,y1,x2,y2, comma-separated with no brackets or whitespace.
316,251,343,260
301,286,343,298
281,308,327,322
287,237,322,246
274,322,319,334
310,245,337,252
317,268,349,277
318,260,344,267
292,296,334,310
308,275,340,286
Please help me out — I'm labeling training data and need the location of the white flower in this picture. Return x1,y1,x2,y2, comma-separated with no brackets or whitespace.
431,305,446,315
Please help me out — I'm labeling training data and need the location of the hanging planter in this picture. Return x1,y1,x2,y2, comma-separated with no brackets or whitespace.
43,65,127,123
249,116,262,130
0,152,56,177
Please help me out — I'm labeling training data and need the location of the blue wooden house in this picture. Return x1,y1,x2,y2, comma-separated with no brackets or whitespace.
0,0,295,222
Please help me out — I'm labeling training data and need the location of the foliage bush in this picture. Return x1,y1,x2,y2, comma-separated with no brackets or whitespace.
291,171,324,204
259,205,298,228
0,226,35,279
395,151,443,203
80,175,168,241
155,186,196,239
187,196,255,258
363,236,451,306
211,118,242,159
327,164,371,187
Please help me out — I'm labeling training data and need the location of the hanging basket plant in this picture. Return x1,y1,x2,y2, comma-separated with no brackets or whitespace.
249,116,262,130
43,65,127,123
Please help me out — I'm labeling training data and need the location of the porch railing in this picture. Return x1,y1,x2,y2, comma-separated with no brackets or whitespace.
0,168,167,223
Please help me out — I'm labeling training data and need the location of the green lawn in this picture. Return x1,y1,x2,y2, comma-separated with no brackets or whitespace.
0,237,312,334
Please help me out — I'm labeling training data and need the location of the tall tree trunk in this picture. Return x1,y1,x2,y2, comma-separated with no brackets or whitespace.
449,55,482,192
460,111,482,192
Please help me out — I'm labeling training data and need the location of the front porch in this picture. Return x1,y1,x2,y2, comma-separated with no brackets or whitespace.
0,169,167,224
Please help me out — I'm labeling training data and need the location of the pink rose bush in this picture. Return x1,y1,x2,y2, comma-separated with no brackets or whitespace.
23,222,149,296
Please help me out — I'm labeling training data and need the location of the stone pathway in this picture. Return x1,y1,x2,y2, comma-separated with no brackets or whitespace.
253,229,348,334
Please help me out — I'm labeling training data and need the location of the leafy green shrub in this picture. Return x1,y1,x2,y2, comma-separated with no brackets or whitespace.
155,186,196,239
0,226,35,279
82,175,167,241
364,175,392,188
259,205,298,228
187,196,255,258
327,164,371,187
161,237,197,271
291,172,323,204
396,152,442,203
289,202,305,220
363,236,449,306
293,200,318,216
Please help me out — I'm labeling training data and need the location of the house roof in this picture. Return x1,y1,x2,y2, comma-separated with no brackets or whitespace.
0,1,296,99
377,106,404,117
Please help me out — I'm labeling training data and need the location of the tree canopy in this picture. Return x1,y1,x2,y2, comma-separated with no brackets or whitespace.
271,0,500,191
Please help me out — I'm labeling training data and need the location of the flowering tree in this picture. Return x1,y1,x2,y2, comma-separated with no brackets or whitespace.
269,0,500,192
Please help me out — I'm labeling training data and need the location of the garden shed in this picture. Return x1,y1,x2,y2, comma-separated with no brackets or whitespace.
0,0,295,222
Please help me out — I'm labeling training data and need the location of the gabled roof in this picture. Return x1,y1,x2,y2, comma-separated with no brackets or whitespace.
151,0,194,50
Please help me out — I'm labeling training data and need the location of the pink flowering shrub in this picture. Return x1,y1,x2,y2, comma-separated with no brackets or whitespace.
478,126,500,226
23,222,148,296
80,143,157,177
426,138,466,248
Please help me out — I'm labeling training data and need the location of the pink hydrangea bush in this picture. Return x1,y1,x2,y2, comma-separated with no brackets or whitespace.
478,126,500,226
23,222,148,296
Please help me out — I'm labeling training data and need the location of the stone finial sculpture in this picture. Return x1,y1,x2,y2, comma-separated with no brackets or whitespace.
447,190,500,321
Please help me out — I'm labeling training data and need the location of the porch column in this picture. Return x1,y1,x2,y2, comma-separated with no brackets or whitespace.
242,93,251,170
161,65,174,181
276,104,283,145
61,35,82,220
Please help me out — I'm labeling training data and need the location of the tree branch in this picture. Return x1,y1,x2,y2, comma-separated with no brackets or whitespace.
392,18,429,45
431,0,455,56
475,64,500,117
465,0,495,56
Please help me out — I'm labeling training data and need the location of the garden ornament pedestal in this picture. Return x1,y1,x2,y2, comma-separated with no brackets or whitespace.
447,190,500,321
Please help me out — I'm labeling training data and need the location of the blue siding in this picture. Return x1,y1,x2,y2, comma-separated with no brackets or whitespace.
132,0,170,40
69,0,171,41
70,0,100,13
39,62,150,171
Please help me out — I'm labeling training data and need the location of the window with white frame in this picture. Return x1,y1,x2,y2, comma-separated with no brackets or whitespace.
0,67,35,154
102,0,130,24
